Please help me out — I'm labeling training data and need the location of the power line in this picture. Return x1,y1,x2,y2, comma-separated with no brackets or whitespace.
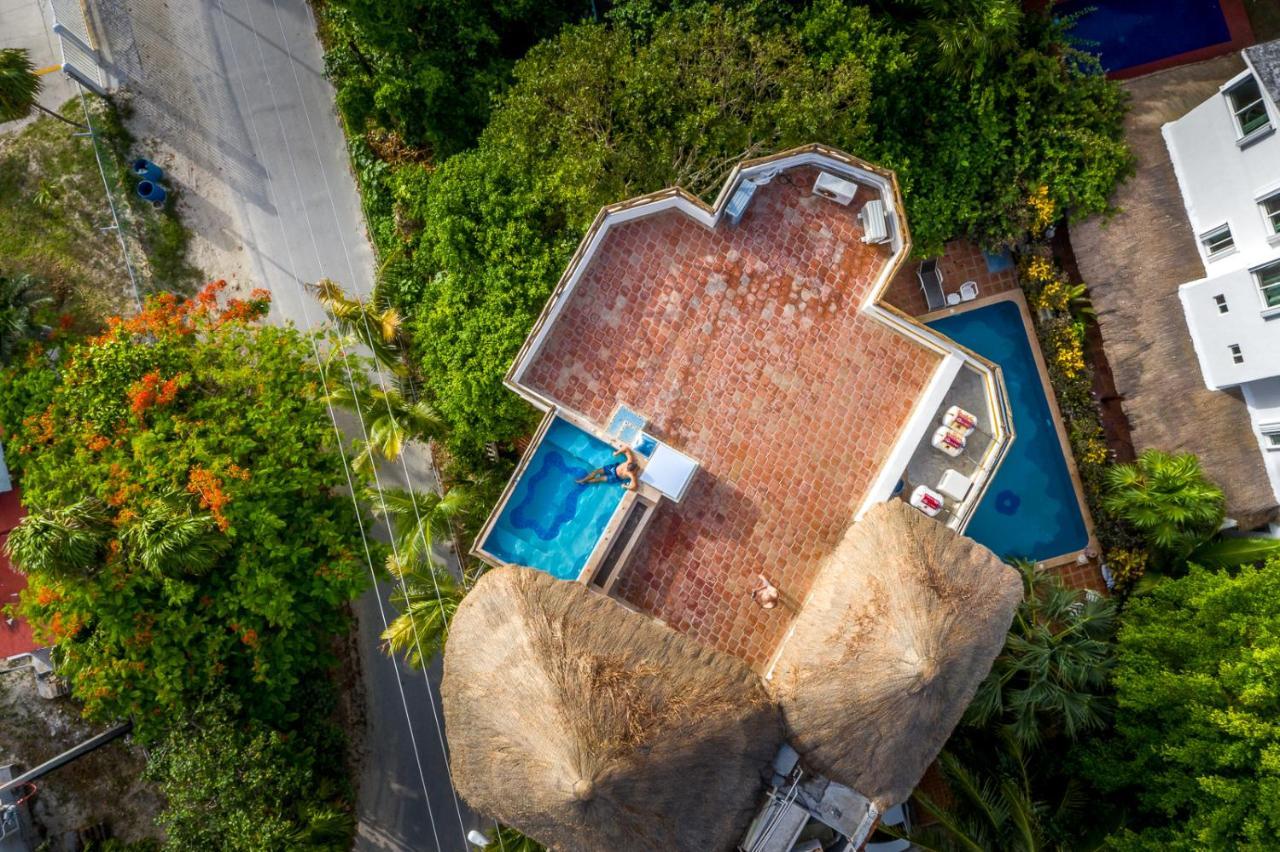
208,3,448,847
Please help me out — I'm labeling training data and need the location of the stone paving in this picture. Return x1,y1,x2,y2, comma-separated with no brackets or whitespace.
883,238,1020,317
522,167,942,668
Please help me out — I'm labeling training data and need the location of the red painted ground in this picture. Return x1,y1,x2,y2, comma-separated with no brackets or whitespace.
0,488,37,658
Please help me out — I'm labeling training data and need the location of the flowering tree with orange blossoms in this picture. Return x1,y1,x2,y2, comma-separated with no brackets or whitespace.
2,282,369,735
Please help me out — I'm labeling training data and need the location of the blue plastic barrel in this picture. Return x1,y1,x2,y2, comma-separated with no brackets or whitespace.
131,158,164,182
137,180,167,203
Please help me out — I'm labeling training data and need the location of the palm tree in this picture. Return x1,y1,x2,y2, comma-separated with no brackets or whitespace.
964,560,1114,750
484,825,545,852
1103,449,1225,557
380,559,463,669
310,278,404,371
0,48,85,128
117,494,227,577
369,484,484,669
0,274,52,364
5,498,111,578
325,381,447,474
892,742,1092,852
902,0,1023,78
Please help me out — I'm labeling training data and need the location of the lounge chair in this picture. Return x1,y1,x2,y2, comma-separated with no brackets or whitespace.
943,405,978,436
918,259,945,311
910,485,945,517
932,426,966,458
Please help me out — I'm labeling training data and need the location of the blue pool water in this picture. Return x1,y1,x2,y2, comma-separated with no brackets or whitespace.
929,301,1089,561
1056,0,1231,72
482,418,626,580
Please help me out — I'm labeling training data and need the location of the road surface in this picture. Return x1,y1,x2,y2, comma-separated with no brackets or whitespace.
88,1,478,848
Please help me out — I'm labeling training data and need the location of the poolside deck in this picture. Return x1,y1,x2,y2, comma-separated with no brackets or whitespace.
520,167,942,668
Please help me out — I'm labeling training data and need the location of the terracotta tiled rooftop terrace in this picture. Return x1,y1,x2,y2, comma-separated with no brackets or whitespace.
520,165,943,668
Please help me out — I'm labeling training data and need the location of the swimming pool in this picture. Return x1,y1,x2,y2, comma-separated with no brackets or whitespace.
929,301,1089,561
1056,0,1231,73
480,417,626,580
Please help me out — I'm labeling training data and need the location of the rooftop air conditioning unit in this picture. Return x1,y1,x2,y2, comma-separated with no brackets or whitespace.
813,171,858,205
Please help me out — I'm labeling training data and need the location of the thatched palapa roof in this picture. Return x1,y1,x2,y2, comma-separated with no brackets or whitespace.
767,500,1021,809
1068,53,1278,529
442,566,783,852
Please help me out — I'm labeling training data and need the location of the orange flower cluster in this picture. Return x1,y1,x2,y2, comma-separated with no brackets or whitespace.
22,407,56,446
128,371,183,418
87,434,111,452
94,280,272,345
44,611,84,642
187,465,231,530
34,585,61,607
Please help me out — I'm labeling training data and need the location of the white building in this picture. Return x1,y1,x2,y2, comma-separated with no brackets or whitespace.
1164,39,1280,516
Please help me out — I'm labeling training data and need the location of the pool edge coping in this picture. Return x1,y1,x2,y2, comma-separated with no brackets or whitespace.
921,290,1102,572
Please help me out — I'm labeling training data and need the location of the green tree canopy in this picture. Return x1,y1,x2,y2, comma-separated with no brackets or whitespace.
1103,449,1226,559
1088,560,1280,849
320,0,592,156
145,697,354,851
395,4,875,458
2,283,368,734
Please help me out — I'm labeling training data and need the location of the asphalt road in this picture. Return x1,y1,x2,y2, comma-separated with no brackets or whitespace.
88,1,478,848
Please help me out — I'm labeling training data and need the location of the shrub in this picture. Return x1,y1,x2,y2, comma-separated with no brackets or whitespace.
4,283,368,733
1088,561,1280,849
146,696,353,851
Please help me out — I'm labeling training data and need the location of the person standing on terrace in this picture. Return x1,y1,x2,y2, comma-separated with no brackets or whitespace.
578,446,642,491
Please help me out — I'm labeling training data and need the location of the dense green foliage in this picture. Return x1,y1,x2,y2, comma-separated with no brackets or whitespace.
1103,449,1226,560
2,284,367,732
1087,561,1280,849
0,274,51,364
320,0,591,156
323,0,1131,459
965,560,1115,750
390,6,876,456
0,48,40,122
146,699,353,851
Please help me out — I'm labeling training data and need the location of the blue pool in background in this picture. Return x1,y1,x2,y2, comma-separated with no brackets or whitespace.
482,418,626,580
1056,0,1231,73
929,301,1089,561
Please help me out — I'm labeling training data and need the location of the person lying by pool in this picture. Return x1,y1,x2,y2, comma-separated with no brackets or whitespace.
577,446,641,491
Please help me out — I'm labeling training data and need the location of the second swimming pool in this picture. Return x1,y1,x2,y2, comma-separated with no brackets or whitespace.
1056,0,1232,73
929,300,1089,561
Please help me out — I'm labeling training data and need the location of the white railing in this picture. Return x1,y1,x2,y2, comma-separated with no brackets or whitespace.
48,0,106,95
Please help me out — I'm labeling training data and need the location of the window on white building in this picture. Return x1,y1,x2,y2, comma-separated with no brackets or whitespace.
1200,224,1234,257
1263,425,1280,451
1229,343,1244,364
1257,261,1280,309
1226,75,1271,138
1214,294,1229,313
1262,192,1280,236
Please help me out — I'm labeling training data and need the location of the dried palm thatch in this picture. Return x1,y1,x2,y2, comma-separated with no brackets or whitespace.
442,566,783,852
1068,54,1278,529
767,500,1022,809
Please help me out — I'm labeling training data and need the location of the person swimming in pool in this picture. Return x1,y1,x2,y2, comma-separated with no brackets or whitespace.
578,446,641,491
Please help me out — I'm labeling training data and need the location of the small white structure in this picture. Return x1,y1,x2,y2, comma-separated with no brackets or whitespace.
813,171,859,205
639,439,699,502
1164,39,1280,511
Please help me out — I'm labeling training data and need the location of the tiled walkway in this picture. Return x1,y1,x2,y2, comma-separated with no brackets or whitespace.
523,168,942,667
882,239,1019,317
